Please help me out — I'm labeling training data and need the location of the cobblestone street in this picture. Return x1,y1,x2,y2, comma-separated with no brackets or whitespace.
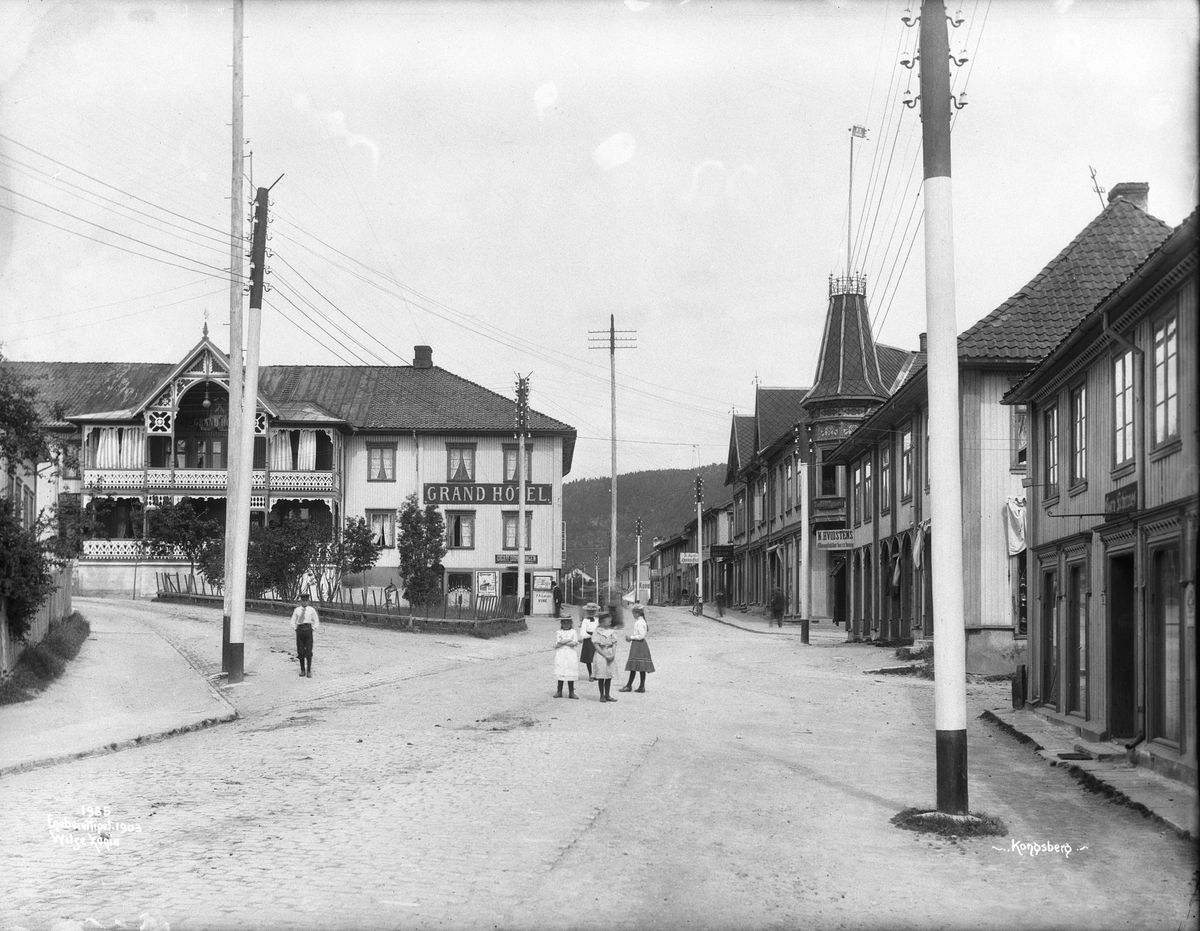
1,600,1195,931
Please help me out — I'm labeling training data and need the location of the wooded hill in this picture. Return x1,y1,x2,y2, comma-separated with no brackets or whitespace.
562,462,728,573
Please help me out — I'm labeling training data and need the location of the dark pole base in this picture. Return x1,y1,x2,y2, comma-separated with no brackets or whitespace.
936,728,969,814
222,614,231,672
227,642,244,684
800,617,810,644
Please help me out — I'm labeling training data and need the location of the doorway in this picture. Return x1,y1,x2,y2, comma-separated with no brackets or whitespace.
1107,553,1137,739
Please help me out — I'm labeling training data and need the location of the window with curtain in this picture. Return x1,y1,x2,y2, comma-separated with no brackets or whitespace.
503,445,533,483
1152,311,1179,446
784,460,793,511
448,445,475,482
880,444,891,512
1066,563,1087,714
851,463,861,525
367,445,396,482
1148,546,1181,743
862,457,872,522
1070,383,1087,486
502,511,533,549
366,510,395,547
447,511,475,549
1011,404,1029,471
297,430,317,471
1044,405,1059,494
270,433,294,471
901,427,913,500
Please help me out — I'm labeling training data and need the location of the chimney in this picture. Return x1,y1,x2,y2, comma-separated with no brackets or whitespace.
918,332,927,353
1107,182,1149,212
413,345,433,369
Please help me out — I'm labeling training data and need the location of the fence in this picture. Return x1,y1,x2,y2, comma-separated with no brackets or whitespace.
154,573,521,623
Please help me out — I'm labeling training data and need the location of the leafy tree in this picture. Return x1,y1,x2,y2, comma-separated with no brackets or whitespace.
396,493,446,607
314,516,382,597
144,498,222,574
0,497,54,640
0,350,52,477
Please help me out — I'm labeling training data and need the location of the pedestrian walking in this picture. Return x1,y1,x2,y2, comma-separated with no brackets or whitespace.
618,604,655,693
552,581,564,618
290,590,320,678
592,613,619,702
553,615,580,699
578,601,600,681
769,587,787,628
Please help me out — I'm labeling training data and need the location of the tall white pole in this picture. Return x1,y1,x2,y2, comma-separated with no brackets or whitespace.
696,477,703,604
609,315,617,605
799,459,810,619
516,376,528,615
920,0,968,814
222,0,244,674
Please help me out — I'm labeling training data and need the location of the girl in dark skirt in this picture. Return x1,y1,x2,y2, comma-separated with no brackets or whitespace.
618,604,655,693
578,602,600,681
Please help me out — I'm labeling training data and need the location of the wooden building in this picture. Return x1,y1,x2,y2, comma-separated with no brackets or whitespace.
1005,210,1196,786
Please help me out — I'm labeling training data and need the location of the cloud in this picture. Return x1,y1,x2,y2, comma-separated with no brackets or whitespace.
534,81,558,121
593,132,636,170
293,93,380,171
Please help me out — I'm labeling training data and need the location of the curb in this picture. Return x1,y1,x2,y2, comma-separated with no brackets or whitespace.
699,611,820,638
979,709,1194,842
0,711,239,779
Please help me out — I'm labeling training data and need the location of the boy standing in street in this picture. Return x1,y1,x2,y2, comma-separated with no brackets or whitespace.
291,591,320,678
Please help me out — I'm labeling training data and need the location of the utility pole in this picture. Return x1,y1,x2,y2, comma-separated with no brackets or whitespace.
796,423,811,644
222,0,245,676
848,125,869,272
635,517,643,604
226,183,273,684
588,316,636,604
515,374,530,615
917,0,969,815
695,474,704,605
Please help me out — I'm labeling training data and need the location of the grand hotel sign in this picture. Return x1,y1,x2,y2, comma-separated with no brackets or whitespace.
424,483,553,506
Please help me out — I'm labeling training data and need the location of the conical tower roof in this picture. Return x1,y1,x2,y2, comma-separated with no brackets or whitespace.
803,275,889,407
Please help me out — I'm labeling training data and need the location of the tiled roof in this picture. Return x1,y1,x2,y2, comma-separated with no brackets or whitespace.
804,291,890,404
756,387,810,454
957,198,1171,361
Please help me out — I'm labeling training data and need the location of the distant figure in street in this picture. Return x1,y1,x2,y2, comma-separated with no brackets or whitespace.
553,615,580,699
769,588,787,628
591,612,619,702
618,604,655,693
578,601,600,681
552,581,564,618
290,590,320,678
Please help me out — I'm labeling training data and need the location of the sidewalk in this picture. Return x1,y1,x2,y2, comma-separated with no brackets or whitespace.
0,601,236,777
982,706,1197,841
699,604,848,643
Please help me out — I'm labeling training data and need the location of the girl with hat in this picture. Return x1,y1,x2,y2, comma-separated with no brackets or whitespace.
553,614,580,699
578,602,600,681
618,604,655,693
591,610,620,702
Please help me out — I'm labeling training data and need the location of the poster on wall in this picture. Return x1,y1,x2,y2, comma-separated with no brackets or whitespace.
532,572,555,615
476,570,498,599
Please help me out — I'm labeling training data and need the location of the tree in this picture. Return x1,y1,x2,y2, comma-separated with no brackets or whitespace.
0,350,52,478
396,493,446,607
144,498,222,574
0,497,54,641
314,516,382,597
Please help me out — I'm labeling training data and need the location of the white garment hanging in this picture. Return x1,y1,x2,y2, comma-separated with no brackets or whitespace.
297,430,317,471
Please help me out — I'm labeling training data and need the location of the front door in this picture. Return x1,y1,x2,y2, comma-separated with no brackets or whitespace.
1108,553,1137,739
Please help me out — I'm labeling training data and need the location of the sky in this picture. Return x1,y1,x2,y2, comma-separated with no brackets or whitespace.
0,0,1196,485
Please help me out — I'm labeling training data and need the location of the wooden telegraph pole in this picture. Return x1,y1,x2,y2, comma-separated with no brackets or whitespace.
588,316,635,603
918,0,970,815
515,375,530,615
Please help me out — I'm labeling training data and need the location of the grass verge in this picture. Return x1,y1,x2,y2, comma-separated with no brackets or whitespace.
891,807,1008,837
0,612,91,705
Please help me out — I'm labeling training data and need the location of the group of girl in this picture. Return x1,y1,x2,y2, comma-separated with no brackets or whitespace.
553,602,655,701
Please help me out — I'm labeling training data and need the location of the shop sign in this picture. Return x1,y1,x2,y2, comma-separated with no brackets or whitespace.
816,530,853,550
424,483,553,505
679,552,700,565
709,544,734,560
495,554,539,564
1104,482,1137,519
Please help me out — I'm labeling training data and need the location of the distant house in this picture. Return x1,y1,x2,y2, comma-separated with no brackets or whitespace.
1004,210,1196,786
4,336,576,613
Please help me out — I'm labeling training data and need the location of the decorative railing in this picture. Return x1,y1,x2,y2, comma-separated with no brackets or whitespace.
81,539,190,560
812,495,846,512
83,468,335,495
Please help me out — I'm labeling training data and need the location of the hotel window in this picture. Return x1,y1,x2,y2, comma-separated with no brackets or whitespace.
446,511,475,549
367,445,396,482
1113,350,1135,467
862,457,873,522
1070,383,1087,487
447,444,476,482
1152,311,1179,447
880,444,891,513
1044,405,1059,495
503,511,534,550
503,445,533,483
1011,404,1028,471
366,510,395,548
900,426,913,500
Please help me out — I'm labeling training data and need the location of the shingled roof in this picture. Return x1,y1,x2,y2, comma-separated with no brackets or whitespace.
957,197,1171,362
756,386,810,456
725,414,756,487
804,289,891,404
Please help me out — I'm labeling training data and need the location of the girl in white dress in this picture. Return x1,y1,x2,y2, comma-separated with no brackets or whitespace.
591,617,619,702
553,616,580,699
